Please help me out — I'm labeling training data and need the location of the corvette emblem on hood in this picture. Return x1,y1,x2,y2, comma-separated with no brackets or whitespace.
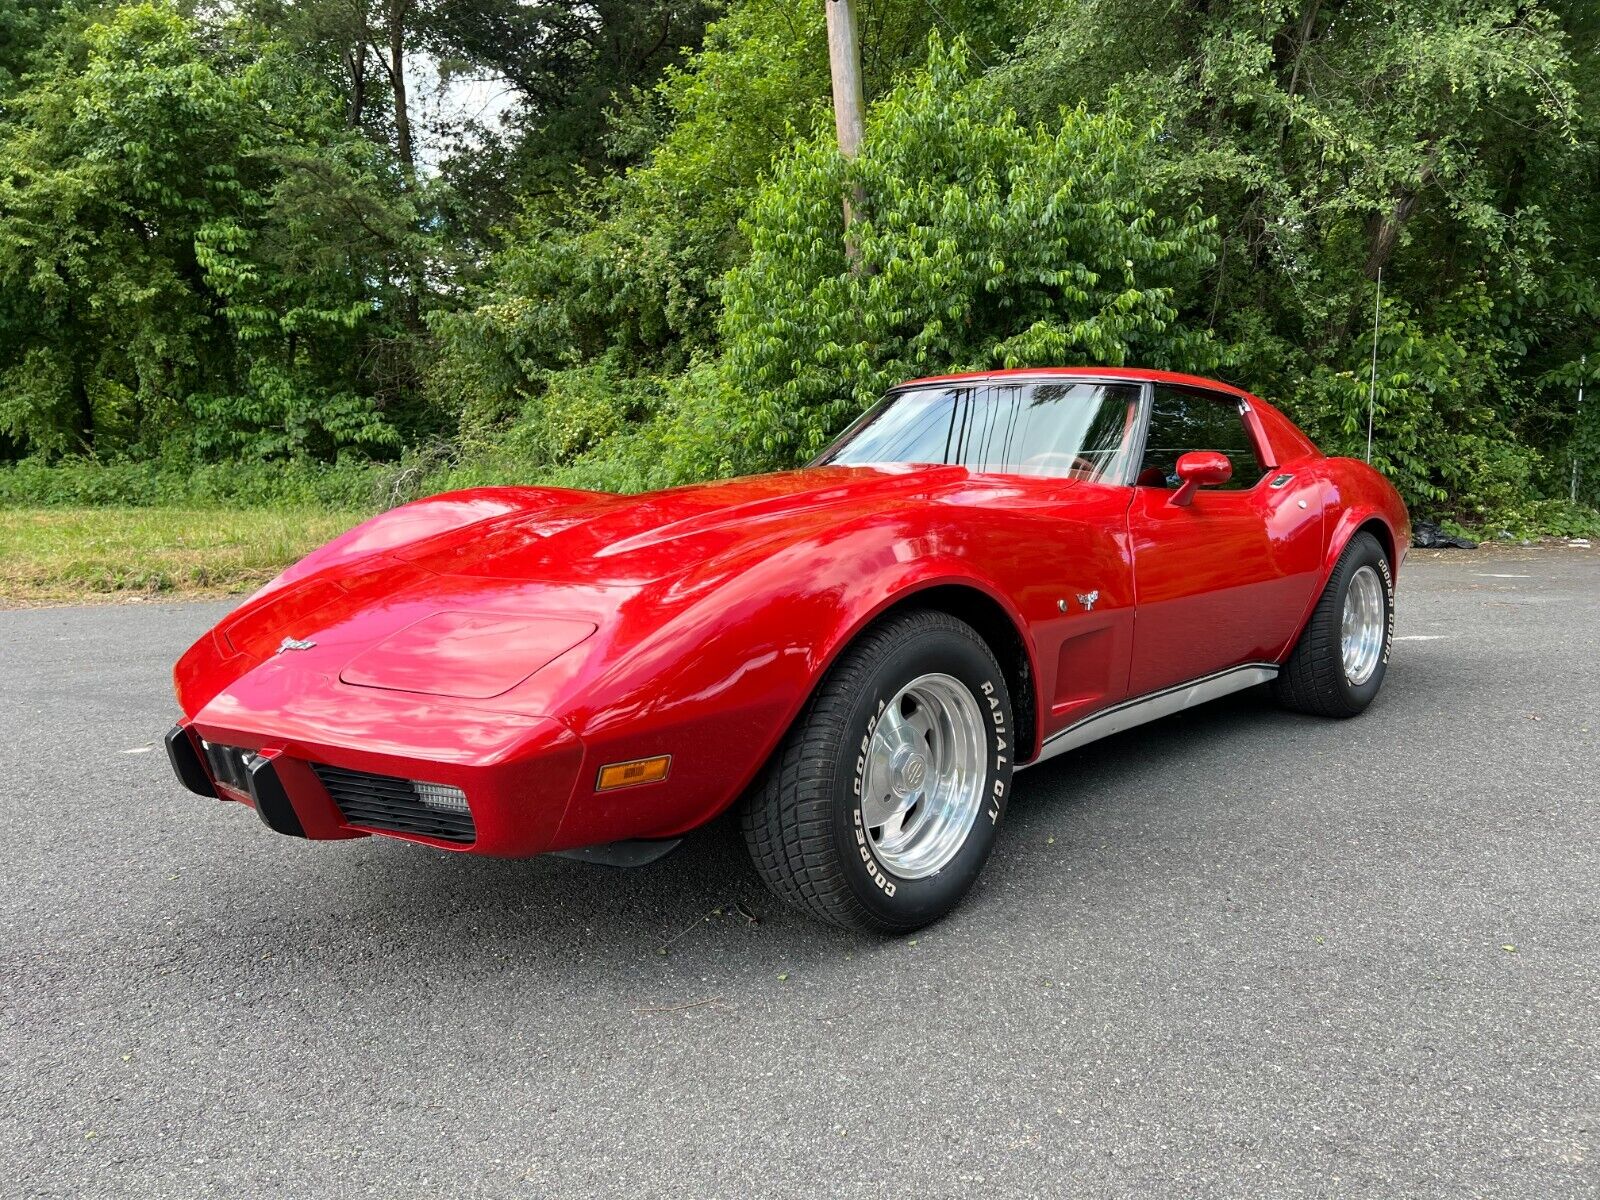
276,636,317,654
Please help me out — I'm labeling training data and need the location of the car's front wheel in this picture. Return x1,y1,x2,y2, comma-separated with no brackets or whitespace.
741,609,1014,933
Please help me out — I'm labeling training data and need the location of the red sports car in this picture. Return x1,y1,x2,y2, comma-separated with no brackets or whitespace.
168,368,1408,931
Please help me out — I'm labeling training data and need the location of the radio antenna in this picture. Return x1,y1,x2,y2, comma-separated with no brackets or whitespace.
1575,353,1587,504
1366,267,1382,464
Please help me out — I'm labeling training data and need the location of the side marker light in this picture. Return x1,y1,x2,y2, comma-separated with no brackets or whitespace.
596,756,672,792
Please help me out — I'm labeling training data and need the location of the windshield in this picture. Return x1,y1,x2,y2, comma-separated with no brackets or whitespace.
814,379,1142,482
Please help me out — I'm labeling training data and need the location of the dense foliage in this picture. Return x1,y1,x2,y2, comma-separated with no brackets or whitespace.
0,5,423,462
1010,0,1600,522
0,0,1595,531
712,40,1218,471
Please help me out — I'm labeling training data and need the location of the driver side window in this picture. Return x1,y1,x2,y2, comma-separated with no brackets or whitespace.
1137,386,1266,490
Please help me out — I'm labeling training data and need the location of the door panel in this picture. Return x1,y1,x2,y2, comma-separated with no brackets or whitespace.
1125,384,1324,696
1127,474,1323,695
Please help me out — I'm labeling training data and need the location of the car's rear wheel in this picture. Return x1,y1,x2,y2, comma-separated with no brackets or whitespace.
1274,530,1394,717
741,609,1014,933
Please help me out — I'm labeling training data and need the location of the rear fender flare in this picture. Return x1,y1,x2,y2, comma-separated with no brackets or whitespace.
1322,507,1399,580
1280,503,1400,658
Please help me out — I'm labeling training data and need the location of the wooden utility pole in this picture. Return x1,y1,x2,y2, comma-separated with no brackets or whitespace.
826,0,865,160
825,0,867,257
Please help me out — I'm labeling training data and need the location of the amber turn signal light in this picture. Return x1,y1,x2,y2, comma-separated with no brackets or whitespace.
596,755,671,792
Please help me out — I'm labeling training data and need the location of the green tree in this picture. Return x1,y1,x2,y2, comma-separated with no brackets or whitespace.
0,0,57,97
427,0,1032,460
0,4,423,461
430,0,719,193
1008,0,1599,516
700,35,1217,473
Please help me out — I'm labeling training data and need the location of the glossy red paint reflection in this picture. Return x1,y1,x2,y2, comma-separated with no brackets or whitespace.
171,369,1409,857
340,611,596,698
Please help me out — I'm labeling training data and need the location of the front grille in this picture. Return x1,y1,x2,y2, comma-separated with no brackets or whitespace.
202,741,258,793
311,764,476,843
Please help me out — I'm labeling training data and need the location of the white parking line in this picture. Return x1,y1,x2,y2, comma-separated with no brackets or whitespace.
1473,573,1531,579
1394,635,1451,641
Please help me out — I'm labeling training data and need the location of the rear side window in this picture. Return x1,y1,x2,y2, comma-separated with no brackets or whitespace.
1137,386,1267,490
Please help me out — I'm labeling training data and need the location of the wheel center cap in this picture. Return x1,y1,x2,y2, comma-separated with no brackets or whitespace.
891,748,927,797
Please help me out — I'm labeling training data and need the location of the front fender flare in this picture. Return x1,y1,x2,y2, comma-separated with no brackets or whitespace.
250,486,602,603
807,568,1043,763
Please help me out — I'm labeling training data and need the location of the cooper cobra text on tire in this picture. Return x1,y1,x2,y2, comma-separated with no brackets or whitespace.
1274,530,1394,717
740,609,1015,933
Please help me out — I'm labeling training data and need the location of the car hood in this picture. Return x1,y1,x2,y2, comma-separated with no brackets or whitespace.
184,465,970,712
181,462,1090,721
388,464,972,585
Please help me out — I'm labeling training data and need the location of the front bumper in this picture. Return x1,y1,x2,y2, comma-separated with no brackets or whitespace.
166,727,306,837
165,711,586,856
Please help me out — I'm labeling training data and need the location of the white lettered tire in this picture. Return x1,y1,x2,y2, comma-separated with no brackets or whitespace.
741,609,1014,932
1274,531,1395,717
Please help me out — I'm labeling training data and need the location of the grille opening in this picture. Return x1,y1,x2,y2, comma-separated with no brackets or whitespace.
312,764,476,843
202,741,259,793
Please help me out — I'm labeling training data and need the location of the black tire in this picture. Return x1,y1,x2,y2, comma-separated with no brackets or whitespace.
1274,531,1394,717
740,609,1014,933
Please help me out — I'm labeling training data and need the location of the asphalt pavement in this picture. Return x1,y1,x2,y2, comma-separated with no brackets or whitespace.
2,546,1597,1198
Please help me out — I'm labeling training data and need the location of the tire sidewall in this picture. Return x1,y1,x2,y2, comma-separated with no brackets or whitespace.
1332,535,1394,710
831,624,1014,929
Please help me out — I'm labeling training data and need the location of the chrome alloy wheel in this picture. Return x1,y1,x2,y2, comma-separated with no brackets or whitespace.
860,672,987,879
1341,563,1387,686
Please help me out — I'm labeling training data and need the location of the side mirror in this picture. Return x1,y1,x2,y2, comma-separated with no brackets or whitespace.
1169,450,1232,506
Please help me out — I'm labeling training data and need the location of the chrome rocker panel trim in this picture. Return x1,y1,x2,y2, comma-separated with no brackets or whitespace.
1023,663,1279,768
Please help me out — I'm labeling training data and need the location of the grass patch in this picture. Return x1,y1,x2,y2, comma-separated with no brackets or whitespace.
0,507,361,605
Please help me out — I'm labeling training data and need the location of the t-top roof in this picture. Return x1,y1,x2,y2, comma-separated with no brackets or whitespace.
898,366,1254,401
